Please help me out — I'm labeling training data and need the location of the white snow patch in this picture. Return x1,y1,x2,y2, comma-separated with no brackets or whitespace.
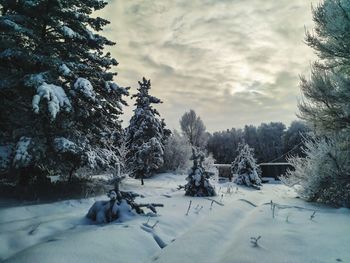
24,72,47,87
32,82,72,119
74,78,96,100
61,26,77,38
53,137,79,154
12,137,31,168
59,64,71,76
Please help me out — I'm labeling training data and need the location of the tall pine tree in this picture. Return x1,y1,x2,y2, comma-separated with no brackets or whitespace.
284,0,350,206
126,77,170,185
0,1,129,182
299,0,350,133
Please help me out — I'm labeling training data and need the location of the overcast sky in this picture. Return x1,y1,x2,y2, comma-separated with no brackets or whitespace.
99,0,315,132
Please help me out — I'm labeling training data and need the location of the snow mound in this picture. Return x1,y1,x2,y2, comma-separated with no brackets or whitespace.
1,174,349,263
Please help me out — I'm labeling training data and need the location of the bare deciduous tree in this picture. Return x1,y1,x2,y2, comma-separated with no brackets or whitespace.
180,110,207,148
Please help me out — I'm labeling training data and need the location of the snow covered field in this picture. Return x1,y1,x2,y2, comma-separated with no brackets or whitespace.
0,173,349,263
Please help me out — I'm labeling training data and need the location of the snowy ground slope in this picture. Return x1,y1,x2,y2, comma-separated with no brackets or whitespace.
0,173,349,263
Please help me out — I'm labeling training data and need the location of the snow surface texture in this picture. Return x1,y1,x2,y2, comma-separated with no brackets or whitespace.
32,82,72,119
0,174,349,263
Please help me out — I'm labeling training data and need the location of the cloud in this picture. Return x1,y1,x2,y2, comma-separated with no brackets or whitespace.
98,0,315,132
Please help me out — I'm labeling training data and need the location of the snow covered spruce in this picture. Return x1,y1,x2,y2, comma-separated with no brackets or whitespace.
87,176,163,224
126,78,170,185
231,143,262,190
184,148,216,197
0,1,129,181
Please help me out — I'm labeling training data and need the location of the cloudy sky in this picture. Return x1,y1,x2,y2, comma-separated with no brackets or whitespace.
99,0,315,132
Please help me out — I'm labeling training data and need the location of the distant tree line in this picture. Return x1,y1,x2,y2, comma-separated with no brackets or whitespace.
206,121,310,164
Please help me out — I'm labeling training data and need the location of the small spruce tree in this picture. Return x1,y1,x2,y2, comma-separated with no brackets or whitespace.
185,148,216,197
126,78,170,185
231,143,262,189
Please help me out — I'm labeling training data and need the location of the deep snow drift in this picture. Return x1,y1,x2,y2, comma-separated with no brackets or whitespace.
0,173,349,263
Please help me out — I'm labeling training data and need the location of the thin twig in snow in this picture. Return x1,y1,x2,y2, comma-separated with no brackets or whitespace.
210,200,214,210
250,236,261,247
186,200,192,216
310,211,316,220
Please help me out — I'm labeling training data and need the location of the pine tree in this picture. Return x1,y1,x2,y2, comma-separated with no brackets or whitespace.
284,0,350,206
231,143,262,189
185,148,216,197
126,77,170,185
0,1,129,182
299,0,350,133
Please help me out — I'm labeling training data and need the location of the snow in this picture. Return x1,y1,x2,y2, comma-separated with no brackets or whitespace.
85,148,119,170
73,78,96,100
0,173,349,263
2,19,22,32
0,144,13,172
25,72,47,87
12,137,31,168
32,82,72,119
59,64,71,76
53,137,79,154
61,26,78,38
105,81,122,93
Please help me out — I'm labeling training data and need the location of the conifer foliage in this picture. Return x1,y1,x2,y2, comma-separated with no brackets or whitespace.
185,148,216,197
284,0,350,206
0,0,129,181
126,78,170,185
231,143,262,189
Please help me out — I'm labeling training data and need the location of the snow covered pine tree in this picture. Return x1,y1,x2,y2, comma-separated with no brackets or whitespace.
231,143,262,189
0,1,129,184
185,148,216,197
126,78,170,185
282,0,350,207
